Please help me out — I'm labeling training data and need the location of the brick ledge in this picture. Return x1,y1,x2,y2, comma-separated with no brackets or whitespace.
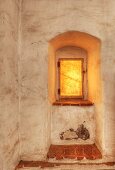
47,144,102,160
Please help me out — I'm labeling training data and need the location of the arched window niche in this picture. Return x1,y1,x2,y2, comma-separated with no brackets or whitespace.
48,31,102,106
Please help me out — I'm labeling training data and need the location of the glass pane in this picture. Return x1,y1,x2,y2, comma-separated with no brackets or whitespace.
60,59,83,97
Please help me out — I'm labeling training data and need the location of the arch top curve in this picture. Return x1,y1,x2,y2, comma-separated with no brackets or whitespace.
49,31,101,52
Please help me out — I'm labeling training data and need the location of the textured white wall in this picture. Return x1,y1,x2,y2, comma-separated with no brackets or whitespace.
101,0,115,157
51,106,95,145
1,0,115,168
0,0,20,170
20,0,115,160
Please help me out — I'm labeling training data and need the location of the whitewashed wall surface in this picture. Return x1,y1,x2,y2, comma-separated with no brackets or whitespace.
0,0,115,170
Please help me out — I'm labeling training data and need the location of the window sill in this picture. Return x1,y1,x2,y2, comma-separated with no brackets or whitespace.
53,99,93,106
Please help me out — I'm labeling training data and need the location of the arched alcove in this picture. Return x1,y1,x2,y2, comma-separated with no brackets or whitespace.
48,31,101,102
48,31,103,155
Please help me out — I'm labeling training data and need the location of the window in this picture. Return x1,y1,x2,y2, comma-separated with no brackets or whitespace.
55,46,89,104
58,58,83,98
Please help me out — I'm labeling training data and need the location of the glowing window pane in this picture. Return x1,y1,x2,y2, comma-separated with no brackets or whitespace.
60,59,83,97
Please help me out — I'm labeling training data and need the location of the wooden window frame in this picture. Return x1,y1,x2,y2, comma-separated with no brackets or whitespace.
55,46,88,102
57,58,84,100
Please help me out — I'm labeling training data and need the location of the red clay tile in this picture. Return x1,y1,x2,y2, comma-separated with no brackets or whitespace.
47,151,55,158
47,145,64,160
64,147,76,159
47,145,56,158
16,160,115,169
56,154,63,160
84,144,94,160
47,144,102,160
92,144,102,159
75,145,84,160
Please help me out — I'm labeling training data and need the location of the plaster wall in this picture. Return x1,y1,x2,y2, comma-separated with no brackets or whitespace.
0,0,115,169
0,0,20,170
101,0,115,157
20,0,115,160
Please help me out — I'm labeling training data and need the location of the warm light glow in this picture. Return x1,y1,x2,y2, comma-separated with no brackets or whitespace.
60,59,83,97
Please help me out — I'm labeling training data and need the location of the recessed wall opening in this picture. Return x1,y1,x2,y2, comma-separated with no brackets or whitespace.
48,31,102,106
48,31,103,161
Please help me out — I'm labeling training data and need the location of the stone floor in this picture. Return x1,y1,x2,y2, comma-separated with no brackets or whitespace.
16,164,115,170
16,161,115,170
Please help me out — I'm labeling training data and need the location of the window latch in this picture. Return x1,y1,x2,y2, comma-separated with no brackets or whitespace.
58,88,60,94
57,61,60,67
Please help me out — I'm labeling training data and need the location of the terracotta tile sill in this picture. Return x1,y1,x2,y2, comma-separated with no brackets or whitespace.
53,99,93,106
47,144,102,160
